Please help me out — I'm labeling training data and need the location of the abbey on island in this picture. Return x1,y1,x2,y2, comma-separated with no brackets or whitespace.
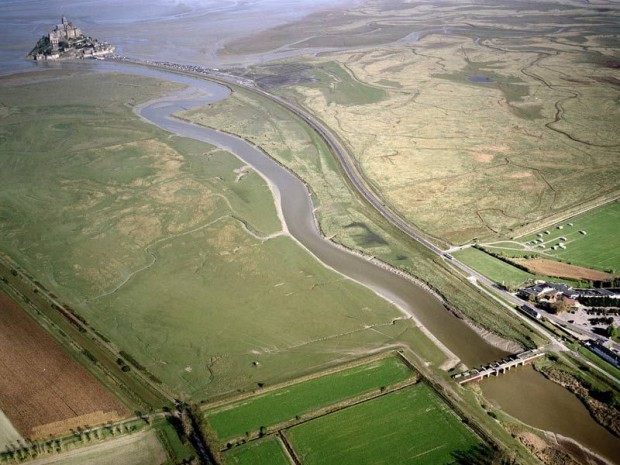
28,16,114,61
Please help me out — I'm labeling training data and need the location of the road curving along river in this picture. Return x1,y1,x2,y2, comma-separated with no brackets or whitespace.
123,61,507,369
86,61,619,464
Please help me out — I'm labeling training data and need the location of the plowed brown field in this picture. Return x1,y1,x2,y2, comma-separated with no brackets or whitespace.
517,259,612,281
0,290,127,440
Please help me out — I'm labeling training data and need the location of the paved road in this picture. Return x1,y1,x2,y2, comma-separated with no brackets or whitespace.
193,69,450,259
117,58,618,359
227,73,619,349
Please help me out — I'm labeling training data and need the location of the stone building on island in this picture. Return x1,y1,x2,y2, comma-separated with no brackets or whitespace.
48,16,82,51
28,17,114,61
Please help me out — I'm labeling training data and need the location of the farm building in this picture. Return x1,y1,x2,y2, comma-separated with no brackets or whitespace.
518,282,579,302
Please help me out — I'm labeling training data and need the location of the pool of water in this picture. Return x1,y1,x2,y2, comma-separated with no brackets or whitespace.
468,74,494,83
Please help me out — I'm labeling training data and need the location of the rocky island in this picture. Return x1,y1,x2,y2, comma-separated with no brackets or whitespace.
28,16,114,61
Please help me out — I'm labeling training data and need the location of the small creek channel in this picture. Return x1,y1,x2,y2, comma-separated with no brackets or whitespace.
74,61,619,463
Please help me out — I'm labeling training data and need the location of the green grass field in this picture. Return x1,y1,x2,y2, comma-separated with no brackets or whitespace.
182,78,542,350
453,247,534,286
156,419,197,463
569,345,620,383
514,202,620,273
285,383,480,465
0,71,418,400
305,61,386,106
453,247,579,288
224,436,291,465
206,356,414,441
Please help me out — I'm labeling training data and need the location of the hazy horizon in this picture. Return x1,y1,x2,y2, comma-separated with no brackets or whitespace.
0,0,357,75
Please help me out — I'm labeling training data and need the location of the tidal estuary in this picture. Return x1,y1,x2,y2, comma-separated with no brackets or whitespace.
103,62,618,464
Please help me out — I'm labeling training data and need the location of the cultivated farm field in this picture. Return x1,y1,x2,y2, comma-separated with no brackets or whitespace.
224,436,291,465
285,383,480,465
210,355,481,465
483,202,620,277
453,247,580,287
206,355,415,441
0,289,126,440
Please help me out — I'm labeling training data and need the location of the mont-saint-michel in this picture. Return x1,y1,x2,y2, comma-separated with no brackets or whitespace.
28,16,114,61
1,2,619,465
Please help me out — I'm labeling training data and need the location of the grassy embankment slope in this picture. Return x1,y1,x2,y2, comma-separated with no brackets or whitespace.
181,84,541,349
225,0,620,246
0,70,430,400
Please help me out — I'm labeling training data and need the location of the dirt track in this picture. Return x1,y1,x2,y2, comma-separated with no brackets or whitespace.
27,430,166,465
0,289,126,439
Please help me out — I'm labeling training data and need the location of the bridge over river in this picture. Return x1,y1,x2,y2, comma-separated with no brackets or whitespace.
452,349,545,385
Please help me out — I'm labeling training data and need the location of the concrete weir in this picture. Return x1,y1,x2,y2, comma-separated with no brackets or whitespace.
452,349,544,385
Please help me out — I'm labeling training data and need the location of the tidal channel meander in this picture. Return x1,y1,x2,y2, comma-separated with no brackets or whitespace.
50,61,620,463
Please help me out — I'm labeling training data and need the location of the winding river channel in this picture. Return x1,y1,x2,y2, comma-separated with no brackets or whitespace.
90,62,618,463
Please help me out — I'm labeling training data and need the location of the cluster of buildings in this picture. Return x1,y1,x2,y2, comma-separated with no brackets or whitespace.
113,56,257,88
526,222,586,250
518,282,579,310
518,282,620,368
28,17,114,61
48,16,82,50
518,281,619,311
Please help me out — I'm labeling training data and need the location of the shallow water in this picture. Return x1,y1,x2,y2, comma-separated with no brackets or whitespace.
2,2,619,460
0,0,356,75
123,61,507,369
22,58,609,463
468,74,494,83
96,61,617,463
482,366,620,463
